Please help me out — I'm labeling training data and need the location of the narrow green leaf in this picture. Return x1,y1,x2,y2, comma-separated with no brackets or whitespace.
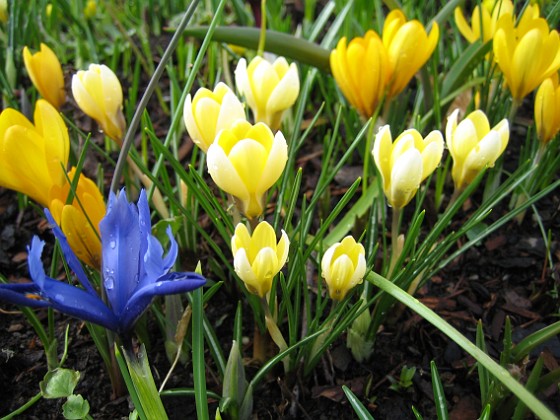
342,385,374,420
430,361,448,420
476,321,490,404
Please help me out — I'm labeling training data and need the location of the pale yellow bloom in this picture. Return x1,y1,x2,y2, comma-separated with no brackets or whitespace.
321,236,366,301
330,30,391,118
183,82,245,153
207,120,288,219
23,43,66,109
446,109,509,191
535,75,560,144
382,10,439,99
373,125,444,209
84,0,96,18
493,12,560,100
48,168,105,268
0,0,8,23
235,56,299,130
231,222,289,298
72,64,126,144
0,99,69,206
454,0,513,44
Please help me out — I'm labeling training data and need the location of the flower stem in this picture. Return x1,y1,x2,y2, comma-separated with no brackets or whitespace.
387,206,402,278
257,0,267,57
261,297,289,371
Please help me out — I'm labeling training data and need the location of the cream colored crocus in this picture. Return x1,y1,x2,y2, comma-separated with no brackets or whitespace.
23,43,66,109
0,99,69,206
493,14,560,100
48,168,105,268
207,120,288,219
382,10,439,99
330,30,391,118
373,125,444,209
231,222,289,298
183,82,246,153
454,0,513,44
535,76,560,144
321,236,366,301
72,64,126,144
235,56,299,130
446,109,509,191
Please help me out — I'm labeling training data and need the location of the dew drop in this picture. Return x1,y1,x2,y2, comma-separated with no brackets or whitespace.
55,294,64,302
134,274,139,284
109,240,116,249
104,276,115,290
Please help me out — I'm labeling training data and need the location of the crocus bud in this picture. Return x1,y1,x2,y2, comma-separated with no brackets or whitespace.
72,64,126,144
454,0,513,44
231,222,289,298
48,168,105,268
235,56,299,130
373,125,444,209
183,82,246,153
207,120,288,219
321,236,366,301
446,109,509,191
0,0,8,23
0,99,69,206
84,0,96,18
493,14,560,100
330,31,391,118
535,76,560,144
23,43,66,109
382,10,439,99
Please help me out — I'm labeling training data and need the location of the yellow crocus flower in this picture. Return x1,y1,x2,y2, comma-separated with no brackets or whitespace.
535,75,560,144
446,109,509,191
330,30,391,118
71,64,126,144
373,125,443,209
321,236,366,301
48,168,105,268
183,82,246,153
454,0,513,44
231,222,289,298
0,99,69,206
493,13,560,100
207,120,288,219
84,0,96,18
23,43,66,110
235,56,299,131
0,0,8,23
382,10,439,99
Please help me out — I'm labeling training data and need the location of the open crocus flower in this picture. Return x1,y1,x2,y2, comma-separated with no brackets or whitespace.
23,43,66,109
72,64,126,144
0,190,206,336
330,30,391,118
446,109,509,191
321,236,366,301
493,13,560,100
207,120,288,219
183,82,246,153
373,125,444,209
48,168,106,268
454,0,513,44
382,9,439,99
0,99,69,206
235,56,299,130
535,76,560,144
231,222,289,298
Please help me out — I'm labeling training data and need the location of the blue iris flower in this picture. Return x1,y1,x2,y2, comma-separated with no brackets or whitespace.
0,189,206,335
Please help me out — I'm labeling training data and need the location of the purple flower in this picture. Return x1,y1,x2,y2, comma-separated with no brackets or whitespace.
0,189,206,335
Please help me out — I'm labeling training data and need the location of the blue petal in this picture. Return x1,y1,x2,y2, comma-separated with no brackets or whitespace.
99,189,141,317
162,226,178,272
119,272,206,333
44,210,97,296
0,283,51,308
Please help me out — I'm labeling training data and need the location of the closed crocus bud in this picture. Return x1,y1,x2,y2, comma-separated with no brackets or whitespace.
235,56,299,130
373,125,444,209
183,82,246,153
72,64,126,144
231,222,289,298
48,168,105,268
330,31,391,118
84,0,96,18
0,99,69,206
493,15,560,100
535,76,560,144
0,0,8,23
207,120,288,219
382,10,439,99
446,109,509,191
321,236,366,301
454,0,513,44
23,43,66,109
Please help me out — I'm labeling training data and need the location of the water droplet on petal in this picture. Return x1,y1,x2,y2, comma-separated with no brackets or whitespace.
109,240,116,249
104,276,115,290
55,294,64,302
134,274,139,284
